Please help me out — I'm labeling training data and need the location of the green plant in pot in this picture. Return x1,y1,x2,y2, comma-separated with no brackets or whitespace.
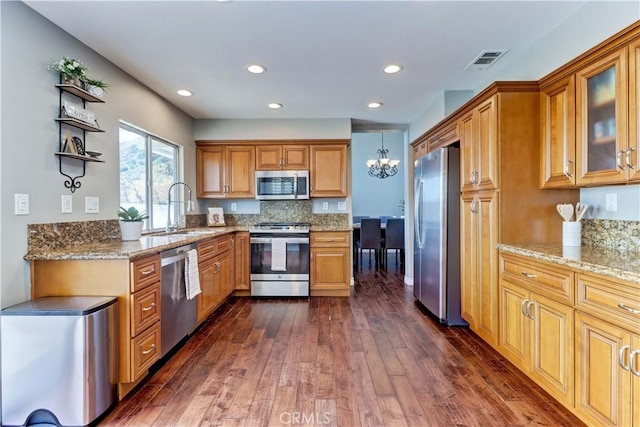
49,56,88,87
118,206,148,241
83,76,109,98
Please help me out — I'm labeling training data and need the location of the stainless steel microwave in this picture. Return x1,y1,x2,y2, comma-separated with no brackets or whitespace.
255,170,310,200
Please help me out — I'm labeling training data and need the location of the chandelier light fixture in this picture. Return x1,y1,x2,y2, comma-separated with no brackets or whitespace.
366,133,400,179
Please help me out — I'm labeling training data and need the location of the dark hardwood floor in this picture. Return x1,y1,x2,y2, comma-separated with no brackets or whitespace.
100,256,584,426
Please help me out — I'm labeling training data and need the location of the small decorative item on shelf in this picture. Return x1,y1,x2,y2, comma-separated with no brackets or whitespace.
83,77,109,98
48,56,88,88
207,206,225,227
118,206,149,241
62,100,97,126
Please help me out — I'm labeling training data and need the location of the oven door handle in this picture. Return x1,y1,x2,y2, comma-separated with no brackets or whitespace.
250,237,309,244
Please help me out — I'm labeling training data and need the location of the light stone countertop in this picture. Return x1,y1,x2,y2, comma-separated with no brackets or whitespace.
497,243,640,285
24,227,245,261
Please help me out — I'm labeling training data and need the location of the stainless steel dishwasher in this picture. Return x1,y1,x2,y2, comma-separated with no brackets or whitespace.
160,243,198,357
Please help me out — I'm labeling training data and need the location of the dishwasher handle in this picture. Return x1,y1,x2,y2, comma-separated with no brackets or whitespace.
161,244,197,266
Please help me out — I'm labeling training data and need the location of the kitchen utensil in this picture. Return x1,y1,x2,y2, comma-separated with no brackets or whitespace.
556,203,574,222
575,202,589,222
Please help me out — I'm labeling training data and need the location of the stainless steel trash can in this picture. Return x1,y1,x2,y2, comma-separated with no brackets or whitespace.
1,296,118,426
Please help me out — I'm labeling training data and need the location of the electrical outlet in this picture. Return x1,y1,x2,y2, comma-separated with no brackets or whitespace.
337,201,346,211
85,196,99,213
61,195,72,213
605,193,617,212
14,194,29,215
231,202,237,212
322,202,329,211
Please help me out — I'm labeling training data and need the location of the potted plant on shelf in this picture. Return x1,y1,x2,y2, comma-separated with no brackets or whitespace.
118,206,148,241
83,76,109,98
49,56,89,88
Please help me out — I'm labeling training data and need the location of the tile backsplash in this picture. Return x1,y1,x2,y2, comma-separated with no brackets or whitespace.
582,219,640,252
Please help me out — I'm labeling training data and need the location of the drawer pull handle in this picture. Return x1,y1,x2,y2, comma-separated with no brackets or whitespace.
619,345,630,370
140,268,156,276
618,303,640,315
521,271,537,279
142,303,157,312
630,349,640,377
142,344,156,355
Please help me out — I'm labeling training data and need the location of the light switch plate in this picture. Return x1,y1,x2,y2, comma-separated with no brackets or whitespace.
605,193,617,212
85,196,99,213
231,202,237,212
61,195,72,213
14,194,29,215
322,202,329,211
337,201,347,211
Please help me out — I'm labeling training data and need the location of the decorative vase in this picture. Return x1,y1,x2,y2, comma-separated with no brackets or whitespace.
87,85,104,98
120,221,143,241
61,74,82,88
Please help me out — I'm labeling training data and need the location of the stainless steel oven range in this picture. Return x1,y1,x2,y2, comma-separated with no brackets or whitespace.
249,222,310,297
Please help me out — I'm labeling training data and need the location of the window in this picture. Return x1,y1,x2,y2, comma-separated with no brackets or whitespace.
119,123,180,231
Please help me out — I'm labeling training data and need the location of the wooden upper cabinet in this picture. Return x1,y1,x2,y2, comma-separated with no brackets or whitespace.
196,143,255,198
460,95,498,192
540,75,577,188
255,144,309,170
576,46,628,185
629,36,640,182
427,120,459,151
310,144,348,197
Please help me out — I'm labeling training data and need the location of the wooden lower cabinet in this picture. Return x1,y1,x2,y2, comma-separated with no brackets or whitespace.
460,190,499,346
310,231,350,296
574,312,638,426
499,279,574,406
197,235,233,322
234,231,250,291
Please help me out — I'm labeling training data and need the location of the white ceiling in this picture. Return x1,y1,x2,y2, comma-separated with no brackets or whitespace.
23,1,625,124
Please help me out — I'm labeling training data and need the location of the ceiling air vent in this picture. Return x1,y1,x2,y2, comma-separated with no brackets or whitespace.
464,49,509,71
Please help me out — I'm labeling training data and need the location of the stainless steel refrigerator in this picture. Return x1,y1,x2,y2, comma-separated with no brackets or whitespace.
413,146,467,326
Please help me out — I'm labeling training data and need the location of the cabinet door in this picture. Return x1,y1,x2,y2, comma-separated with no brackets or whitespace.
255,145,283,170
475,96,498,191
310,144,347,197
226,146,255,198
197,257,217,322
459,111,476,192
576,47,628,185
282,145,309,170
196,145,225,198
530,293,574,406
310,246,350,291
475,190,499,347
575,312,632,427
460,194,476,328
633,334,640,427
629,37,640,182
498,280,530,370
540,75,577,188
216,250,233,302
234,232,250,291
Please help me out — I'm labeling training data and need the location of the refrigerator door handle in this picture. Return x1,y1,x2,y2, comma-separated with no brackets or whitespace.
414,180,424,249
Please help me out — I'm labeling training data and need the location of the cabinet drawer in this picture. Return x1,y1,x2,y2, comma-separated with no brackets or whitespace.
131,255,160,292
131,323,161,380
576,272,640,332
311,231,350,247
499,254,574,304
198,235,232,261
131,284,160,337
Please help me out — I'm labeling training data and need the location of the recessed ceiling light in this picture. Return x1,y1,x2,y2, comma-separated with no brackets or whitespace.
383,64,403,74
367,101,383,109
247,64,266,74
267,103,283,109
177,89,192,97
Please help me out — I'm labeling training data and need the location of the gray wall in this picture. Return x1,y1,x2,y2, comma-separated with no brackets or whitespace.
351,132,405,218
1,2,196,308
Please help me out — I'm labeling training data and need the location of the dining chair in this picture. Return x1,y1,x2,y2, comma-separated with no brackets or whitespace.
379,215,394,225
383,218,405,270
355,218,382,268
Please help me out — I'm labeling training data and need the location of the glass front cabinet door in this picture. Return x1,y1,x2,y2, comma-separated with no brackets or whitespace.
576,47,629,185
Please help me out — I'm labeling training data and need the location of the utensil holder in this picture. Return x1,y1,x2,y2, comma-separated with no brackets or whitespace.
562,221,581,247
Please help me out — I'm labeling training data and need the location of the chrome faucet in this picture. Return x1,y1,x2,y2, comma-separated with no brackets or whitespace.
166,181,195,232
